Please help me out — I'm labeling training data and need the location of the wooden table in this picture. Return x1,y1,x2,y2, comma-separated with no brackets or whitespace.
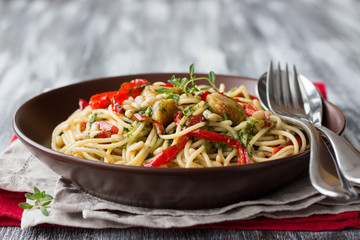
1,0,360,238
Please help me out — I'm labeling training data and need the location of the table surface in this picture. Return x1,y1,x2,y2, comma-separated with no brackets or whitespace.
1,0,360,239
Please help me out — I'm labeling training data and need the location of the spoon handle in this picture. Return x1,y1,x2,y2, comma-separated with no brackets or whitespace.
317,125,360,184
282,116,357,199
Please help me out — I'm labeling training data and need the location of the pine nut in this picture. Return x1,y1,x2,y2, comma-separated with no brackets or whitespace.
252,110,265,120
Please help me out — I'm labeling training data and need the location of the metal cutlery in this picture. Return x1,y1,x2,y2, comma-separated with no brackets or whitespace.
297,74,360,184
257,62,357,199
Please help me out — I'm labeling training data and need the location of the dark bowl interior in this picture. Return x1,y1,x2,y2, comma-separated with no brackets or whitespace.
13,73,345,209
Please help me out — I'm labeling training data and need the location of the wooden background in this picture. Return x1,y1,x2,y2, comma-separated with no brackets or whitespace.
1,0,360,239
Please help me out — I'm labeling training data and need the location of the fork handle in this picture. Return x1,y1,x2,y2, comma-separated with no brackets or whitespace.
316,125,360,184
281,116,357,199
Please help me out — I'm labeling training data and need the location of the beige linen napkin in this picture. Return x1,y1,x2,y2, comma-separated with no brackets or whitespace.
1,139,360,229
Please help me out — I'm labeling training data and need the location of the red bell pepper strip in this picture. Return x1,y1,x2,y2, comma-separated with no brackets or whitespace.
162,83,174,88
89,91,118,109
242,103,259,117
112,79,149,109
89,79,149,110
79,98,89,110
270,136,302,157
131,113,165,135
119,79,149,97
173,112,206,128
143,134,190,167
94,121,119,138
112,79,148,105
185,115,206,127
264,113,272,127
174,111,184,126
111,97,125,114
188,129,249,165
200,91,211,101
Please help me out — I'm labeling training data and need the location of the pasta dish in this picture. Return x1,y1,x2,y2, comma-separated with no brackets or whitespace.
51,65,307,168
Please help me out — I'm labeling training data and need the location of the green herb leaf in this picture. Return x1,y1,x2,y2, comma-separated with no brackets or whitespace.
133,84,148,89
209,71,216,84
89,113,98,126
167,94,179,101
33,193,42,201
189,63,195,77
200,87,212,90
19,187,53,216
154,88,170,94
19,202,34,209
166,64,219,96
42,201,52,207
40,206,49,216
25,193,36,200
169,75,179,86
42,194,53,201
222,113,229,120
34,186,40,194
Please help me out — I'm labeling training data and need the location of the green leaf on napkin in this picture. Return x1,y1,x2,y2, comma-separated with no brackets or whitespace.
18,202,33,209
18,186,53,216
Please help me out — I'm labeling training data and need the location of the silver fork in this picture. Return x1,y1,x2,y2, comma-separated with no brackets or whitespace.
266,62,357,200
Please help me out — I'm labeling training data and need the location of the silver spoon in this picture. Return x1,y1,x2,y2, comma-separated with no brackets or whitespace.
297,75,360,184
257,72,357,199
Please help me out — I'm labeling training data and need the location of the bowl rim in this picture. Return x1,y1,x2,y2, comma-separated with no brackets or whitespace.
12,72,345,175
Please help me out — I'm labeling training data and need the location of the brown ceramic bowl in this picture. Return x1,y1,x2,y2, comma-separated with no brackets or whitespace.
13,73,345,209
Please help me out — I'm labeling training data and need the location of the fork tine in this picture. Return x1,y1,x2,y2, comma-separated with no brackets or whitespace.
282,63,293,110
276,62,285,107
275,62,283,105
290,65,304,109
266,61,275,111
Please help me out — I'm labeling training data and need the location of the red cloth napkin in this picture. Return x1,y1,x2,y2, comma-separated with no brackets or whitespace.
0,189,25,226
3,82,360,231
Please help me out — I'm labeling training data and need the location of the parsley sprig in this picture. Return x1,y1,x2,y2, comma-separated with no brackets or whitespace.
155,63,219,98
18,187,53,216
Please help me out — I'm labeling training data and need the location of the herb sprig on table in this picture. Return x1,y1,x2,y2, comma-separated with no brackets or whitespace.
155,63,219,98
18,186,53,216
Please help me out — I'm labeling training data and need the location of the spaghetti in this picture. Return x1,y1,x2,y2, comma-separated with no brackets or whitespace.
51,68,307,168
